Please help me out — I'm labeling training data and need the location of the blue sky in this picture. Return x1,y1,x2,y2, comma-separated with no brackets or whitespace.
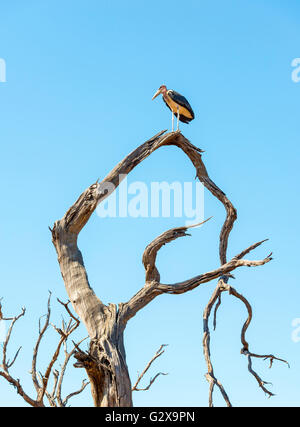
0,0,300,407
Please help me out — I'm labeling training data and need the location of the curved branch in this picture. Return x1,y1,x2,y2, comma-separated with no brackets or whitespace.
56,337,88,407
157,253,272,295
203,284,232,407
63,379,89,406
120,230,272,323
223,283,289,397
142,219,212,283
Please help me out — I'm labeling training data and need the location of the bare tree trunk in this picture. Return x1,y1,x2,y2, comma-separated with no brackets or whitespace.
51,226,132,406
77,312,132,407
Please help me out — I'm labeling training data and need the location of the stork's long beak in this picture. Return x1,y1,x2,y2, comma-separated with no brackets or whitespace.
152,89,161,100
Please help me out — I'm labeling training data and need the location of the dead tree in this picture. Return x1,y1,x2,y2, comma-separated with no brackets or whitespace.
0,294,89,407
49,130,287,407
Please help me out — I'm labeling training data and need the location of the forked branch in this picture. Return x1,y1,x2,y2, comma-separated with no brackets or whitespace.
132,345,168,392
0,296,88,407
225,284,289,397
120,231,272,324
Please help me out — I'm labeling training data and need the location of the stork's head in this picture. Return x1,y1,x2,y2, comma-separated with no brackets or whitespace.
152,85,167,100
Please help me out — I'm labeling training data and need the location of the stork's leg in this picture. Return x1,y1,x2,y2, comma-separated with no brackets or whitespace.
177,107,180,131
172,111,174,132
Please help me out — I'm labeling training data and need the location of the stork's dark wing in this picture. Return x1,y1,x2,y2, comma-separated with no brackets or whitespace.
168,90,195,120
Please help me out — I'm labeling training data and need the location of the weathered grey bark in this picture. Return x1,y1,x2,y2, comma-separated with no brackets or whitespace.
51,226,132,406
51,130,272,407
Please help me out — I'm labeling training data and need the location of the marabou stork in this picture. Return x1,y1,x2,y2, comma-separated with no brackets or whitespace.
152,85,195,131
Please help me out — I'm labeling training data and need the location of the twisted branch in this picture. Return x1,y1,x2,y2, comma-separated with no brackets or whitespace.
120,235,272,324
225,284,289,397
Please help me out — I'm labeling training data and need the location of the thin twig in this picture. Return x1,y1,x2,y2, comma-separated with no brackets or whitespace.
132,345,168,392
0,295,87,407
